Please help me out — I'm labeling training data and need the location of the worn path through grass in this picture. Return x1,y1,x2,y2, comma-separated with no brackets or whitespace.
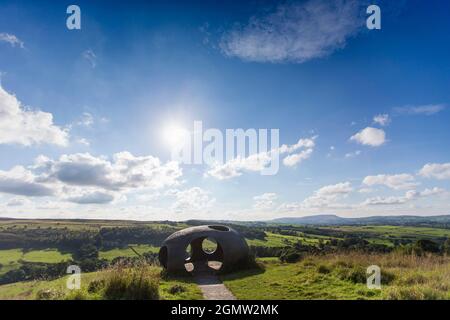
192,262,236,300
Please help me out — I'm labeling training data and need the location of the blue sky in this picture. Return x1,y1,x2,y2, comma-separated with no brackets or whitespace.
0,0,450,220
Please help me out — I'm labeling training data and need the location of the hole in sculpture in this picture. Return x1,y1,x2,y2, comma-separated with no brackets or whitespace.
185,243,192,260
184,244,194,272
208,225,229,232
203,237,222,271
202,237,218,254
184,237,223,273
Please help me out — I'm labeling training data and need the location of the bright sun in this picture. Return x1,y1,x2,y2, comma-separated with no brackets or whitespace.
161,123,190,148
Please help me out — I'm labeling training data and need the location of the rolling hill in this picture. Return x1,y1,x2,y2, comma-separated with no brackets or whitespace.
270,214,450,226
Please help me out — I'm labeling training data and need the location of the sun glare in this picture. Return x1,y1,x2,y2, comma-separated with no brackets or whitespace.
162,123,190,148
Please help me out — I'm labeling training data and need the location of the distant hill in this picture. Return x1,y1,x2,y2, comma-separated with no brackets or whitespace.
271,214,347,225
270,214,450,226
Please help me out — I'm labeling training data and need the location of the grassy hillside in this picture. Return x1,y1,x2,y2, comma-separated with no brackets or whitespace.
99,245,159,261
0,267,203,300
1,218,450,300
246,232,320,247
1,251,450,300
319,225,450,246
0,219,188,231
222,254,450,300
272,214,450,227
0,249,23,275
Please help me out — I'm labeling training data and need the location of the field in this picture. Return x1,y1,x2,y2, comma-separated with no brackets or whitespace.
0,248,71,275
0,219,186,232
3,253,449,300
1,218,450,300
321,225,450,244
99,245,159,261
222,254,450,300
246,232,320,247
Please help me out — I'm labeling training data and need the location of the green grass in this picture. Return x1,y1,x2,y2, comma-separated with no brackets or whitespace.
0,219,188,232
246,232,319,248
2,219,450,300
0,272,102,300
0,249,23,275
244,225,450,250
99,245,159,261
313,225,450,247
325,225,450,239
0,267,202,300
222,253,450,300
221,258,376,300
160,276,203,300
0,248,72,275
22,249,72,263
0,249,23,265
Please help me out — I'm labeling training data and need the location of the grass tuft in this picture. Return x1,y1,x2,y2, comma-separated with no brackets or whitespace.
168,284,187,295
102,264,160,300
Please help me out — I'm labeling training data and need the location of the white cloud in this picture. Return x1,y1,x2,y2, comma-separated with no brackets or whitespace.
363,174,418,190
36,151,182,191
207,162,241,180
0,152,182,206
373,114,390,126
66,190,116,204
0,33,24,48
100,117,110,123
34,200,73,211
394,104,446,116
358,188,373,194
302,181,353,208
207,136,316,180
279,137,316,153
6,197,29,207
82,49,97,68
281,137,316,167
283,148,313,167
419,163,450,180
327,146,336,158
0,166,55,197
361,195,406,206
345,150,361,158
253,192,277,210
277,180,447,213
316,182,353,196
350,127,386,147
206,152,272,180
220,0,363,63
420,187,446,197
77,112,94,127
134,191,161,203
0,84,69,146
170,187,215,213
75,137,90,146
362,187,446,206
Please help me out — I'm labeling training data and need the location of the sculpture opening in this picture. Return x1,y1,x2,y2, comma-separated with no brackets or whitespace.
183,236,223,273
208,225,230,232
184,244,194,272
202,237,218,253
